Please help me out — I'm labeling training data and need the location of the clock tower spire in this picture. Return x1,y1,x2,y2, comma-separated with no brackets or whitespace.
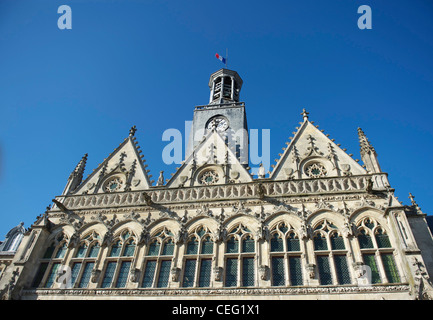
186,68,249,166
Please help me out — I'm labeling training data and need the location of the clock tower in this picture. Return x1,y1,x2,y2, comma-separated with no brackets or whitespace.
186,68,249,165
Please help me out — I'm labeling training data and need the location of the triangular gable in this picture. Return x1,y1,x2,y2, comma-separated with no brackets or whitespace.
71,136,152,195
270,119,366,181
166,129,253,188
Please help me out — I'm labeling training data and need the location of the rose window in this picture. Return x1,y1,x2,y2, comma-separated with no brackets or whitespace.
199,170,220,185
305,163,327,178
104,177,124,192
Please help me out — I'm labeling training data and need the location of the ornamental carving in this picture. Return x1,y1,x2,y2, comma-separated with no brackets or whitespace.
104,176,124,193
171,267,181,282
305,162,327,178
22,284,412,297
199,170,219,185
61,174,383,210
91,269,101,283
213,266,223,282
259,265,269,281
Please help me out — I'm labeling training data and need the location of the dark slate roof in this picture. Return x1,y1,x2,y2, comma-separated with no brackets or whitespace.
426,215,433,234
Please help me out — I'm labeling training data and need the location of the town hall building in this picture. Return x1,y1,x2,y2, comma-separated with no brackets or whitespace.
1,68,433,300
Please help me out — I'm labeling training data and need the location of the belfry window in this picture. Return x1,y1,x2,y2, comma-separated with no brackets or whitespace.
222,76,232,98
141,227,175,288
213,77,222,100
269,222,303,287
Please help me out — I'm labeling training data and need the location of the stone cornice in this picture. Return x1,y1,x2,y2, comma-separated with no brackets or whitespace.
53,174,388,212
21,284,411,298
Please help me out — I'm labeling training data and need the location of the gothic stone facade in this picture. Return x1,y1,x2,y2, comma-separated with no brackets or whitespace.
1,69,433,300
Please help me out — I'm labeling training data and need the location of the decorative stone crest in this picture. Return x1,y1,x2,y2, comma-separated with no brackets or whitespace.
213,266,223,282
197,204,213,217
306,264,315,279
232,201,250,215
91,269,101,283
315,198,333,211
171,267,181,282
259,265,269,281
130,269,140,283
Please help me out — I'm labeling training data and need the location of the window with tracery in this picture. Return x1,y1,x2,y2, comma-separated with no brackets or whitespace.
269,222,303,287
182,226,214,288
70,231,101,288
100,230,136,288
313,220,351,286
356,217,400,284
141,227,175,288
32,233,69,288
224,224,256,287
305,162,327,178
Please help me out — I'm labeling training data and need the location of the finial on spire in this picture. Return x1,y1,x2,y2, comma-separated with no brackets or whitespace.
63,153,88,195
129,125,137,137
357,127,376,156
301,108,309,121
409,193,416,204
73,153,88,176
409,193,423,213
157,171,164,186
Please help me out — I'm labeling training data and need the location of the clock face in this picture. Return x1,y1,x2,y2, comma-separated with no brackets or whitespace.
206,116,229,132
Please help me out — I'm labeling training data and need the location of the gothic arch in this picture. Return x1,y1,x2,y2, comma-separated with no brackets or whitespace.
266,212,302,231
144,215,178,233
185,216,219,235
77,222,107,239
350,207,388,229
223,214,260,232
46,225,74,243
308,209,346,229
110,221,142,239
147,222,177,239
265,210,302,225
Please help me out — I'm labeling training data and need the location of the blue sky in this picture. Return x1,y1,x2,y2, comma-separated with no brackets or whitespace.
0,0,433,238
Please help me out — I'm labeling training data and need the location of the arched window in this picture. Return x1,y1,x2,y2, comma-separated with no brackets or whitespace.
375,228,391,248
224,224,256,287
313,220,351,286
269,222,303,287
358,229,374,249
70,231,101,288
100,230,136,289
32,233,69,288
182,226,214,288
356,218,400,284
141,227,175,289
